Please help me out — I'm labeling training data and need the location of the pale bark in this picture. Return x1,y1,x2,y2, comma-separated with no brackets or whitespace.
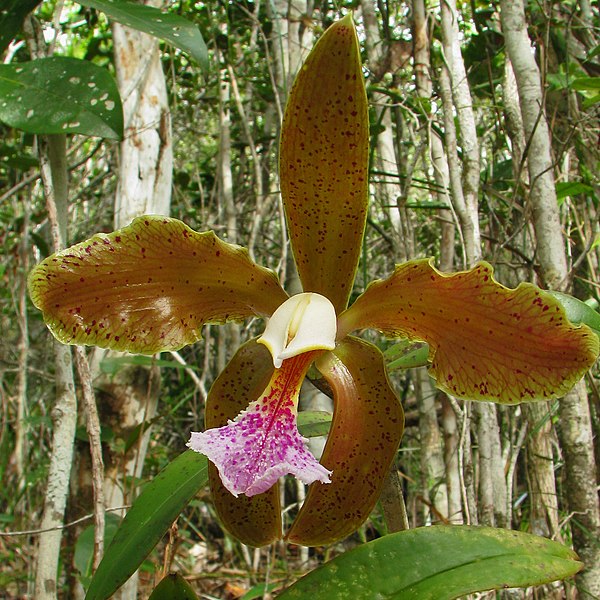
439,0,481,266
416,369,449,523
13,199,29,480
361,0,412,260
501,0,600,593
34,135,78,600
504,56,561,542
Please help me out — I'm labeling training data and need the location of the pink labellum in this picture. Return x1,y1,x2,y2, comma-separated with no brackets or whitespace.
188,352,331,497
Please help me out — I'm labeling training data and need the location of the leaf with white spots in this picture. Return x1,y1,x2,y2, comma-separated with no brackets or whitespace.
339,259,599,404
28,216,288,354
279,14,369,313
0,57,123,139
287,337,404,546
279,526,582,599
77,0,208,70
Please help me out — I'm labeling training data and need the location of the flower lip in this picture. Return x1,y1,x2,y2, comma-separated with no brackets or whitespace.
258,292,337,368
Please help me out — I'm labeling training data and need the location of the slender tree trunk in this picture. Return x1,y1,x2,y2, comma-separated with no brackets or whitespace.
361,0,412,260
501,0,600,594
34,135,78,600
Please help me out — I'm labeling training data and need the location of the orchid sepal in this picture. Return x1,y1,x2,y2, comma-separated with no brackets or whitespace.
280,14,369,312
28,216,288,355
338,259,599,404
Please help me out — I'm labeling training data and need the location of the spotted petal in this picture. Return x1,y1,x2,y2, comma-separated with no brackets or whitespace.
287,337,404,546
280,14,369,312
28,216,288,354
189,351,331,497
202,340,281,547
338,259,599,404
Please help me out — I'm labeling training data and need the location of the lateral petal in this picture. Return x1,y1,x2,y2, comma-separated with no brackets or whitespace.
287,337,404,546
338,259,599,404
202,339,281,547
280,14,369,312
28,216,288,354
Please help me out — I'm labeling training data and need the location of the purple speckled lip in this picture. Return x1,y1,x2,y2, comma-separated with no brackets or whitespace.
187,352,331,497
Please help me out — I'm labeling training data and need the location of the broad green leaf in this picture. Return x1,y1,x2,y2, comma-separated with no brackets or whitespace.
288,337,403,546
0,0,42,53
339,259,599,404
85,451,208,600
148,573,199,600
279,526,582,599
547,291,600,338
77,0,208,70
204,340,282,547
0,57,123,139
280,14,369,313
28,216,288,354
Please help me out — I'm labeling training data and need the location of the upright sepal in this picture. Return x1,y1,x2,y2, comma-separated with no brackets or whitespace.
28,216,288,354
339,259,599,404
203,340,281,547
280,14,369,312
287,337,404,546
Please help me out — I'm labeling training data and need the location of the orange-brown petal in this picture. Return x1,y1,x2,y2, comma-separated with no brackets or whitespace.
28,216,288,354
286,337,404,546
338,259,599,404
280,14,369,312
205,339,282,547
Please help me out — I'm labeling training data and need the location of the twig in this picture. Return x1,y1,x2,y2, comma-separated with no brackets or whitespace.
73,346,105,570
0,506,130,537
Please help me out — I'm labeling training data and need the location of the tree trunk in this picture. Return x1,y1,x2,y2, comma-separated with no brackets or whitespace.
501,0,600,594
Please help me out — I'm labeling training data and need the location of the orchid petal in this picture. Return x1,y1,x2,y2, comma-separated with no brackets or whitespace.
287,337,404,546
28,216,288,354
338,259,599,404
258,293,336,368
202,339,281,547
280,14,369,312
189,350,330,496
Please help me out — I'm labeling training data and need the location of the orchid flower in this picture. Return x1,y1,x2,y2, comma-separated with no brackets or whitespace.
29,15,598,548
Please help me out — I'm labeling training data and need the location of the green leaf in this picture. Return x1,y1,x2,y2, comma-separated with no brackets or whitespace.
77,0,208,70
99,354,197,375
278,526,582,599
148,573,199,600
85,451,208,600
0,0,42,54
546,291,600,338
572,76,600,91
555,181,593,204
0,57,123,139
297,410,332,437
74,513,121,591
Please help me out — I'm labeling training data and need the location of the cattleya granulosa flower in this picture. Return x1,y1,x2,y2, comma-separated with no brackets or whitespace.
29,15,598,547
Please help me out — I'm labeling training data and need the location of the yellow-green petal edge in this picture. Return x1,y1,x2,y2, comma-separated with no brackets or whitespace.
339,259,599,404
28,216,288,354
